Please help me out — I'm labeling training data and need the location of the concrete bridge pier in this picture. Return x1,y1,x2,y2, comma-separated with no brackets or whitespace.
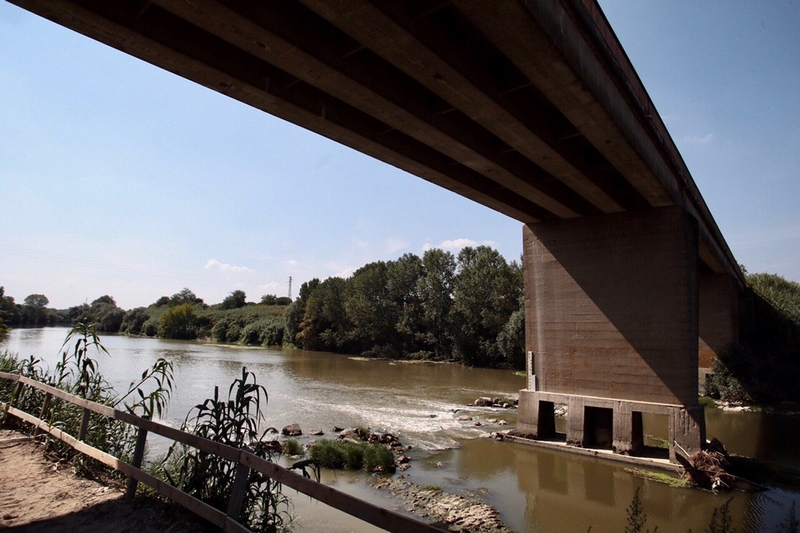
517,205,720,461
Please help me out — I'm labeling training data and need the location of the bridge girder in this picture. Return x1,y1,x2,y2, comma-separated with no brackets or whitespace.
8,0,742,282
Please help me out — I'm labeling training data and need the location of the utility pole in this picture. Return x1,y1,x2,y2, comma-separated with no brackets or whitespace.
288,276,292,301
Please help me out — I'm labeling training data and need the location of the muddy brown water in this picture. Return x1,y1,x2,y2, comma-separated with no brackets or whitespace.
5,327,800,532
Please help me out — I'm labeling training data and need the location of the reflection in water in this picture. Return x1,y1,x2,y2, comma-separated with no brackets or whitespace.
4,328,800,532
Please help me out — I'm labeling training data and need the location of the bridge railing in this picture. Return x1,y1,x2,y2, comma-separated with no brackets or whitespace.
0,371,442,533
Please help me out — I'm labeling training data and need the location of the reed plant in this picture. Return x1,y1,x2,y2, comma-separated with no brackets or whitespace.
0,323,174,478
161,367,293,532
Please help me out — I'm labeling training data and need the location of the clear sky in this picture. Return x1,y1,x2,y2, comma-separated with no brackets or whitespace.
1,2,798,310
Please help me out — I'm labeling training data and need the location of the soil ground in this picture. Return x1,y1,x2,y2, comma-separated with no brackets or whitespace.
0,429,209,532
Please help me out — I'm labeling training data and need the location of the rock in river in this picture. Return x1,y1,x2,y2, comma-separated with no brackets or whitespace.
282,423,302,436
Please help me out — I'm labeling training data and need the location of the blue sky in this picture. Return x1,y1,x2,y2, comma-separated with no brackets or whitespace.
1,2,798,310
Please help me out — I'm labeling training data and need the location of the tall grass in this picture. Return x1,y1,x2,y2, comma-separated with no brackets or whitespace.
160,367,293,532
307,439,395,473
0,323,173,477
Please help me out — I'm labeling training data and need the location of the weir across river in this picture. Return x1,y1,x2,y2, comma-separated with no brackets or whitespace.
6,0,746,461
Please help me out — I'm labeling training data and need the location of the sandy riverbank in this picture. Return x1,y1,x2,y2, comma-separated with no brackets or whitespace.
0,429,208,532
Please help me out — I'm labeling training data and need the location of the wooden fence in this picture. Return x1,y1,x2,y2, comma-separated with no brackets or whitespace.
0,371,444,533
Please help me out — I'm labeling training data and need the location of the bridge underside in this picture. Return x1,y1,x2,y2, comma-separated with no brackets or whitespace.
8,0,745,460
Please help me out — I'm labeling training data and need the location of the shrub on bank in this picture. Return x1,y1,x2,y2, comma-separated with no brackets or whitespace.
308,439,395,472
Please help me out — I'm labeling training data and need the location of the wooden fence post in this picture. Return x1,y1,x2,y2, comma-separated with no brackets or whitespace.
78,407,91,441
226,460,251,526
125,415,149,501
33,392,52,437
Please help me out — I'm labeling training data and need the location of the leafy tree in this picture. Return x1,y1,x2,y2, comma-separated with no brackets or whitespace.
297,277,349,351
260,294,277,305
386,253,424,353
274,296,292,306
284,279,319,345
120,307,151,335
497,297,526,370
80,295,126,333
92,295,116,306
418,249,456,358
24,293,49,308
160,303,198,339
170,288,204,307
68,303,90,323
0,316,9,344
0,286,15,313
345,262,397,355
0,287,15,327
221,290,247,310
154,296,171,307
451,246,523,366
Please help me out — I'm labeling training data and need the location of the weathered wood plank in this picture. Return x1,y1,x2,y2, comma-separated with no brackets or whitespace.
2,372,444,532
6,405,230,528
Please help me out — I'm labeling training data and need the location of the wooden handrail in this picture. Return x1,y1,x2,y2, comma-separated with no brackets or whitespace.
0,371,444,533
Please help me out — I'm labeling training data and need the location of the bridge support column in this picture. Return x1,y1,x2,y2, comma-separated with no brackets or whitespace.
612,401,643,455
669,406,706,461
518,206,705,461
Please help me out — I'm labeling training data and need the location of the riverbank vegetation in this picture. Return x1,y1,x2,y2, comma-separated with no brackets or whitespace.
0,323,173,478
1,327,296,531
1,245,524,369
284,246,523,368
706,273,800,404
3,256,799,377
307,439,396,473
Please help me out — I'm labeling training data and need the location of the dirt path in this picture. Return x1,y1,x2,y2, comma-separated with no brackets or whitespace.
0,430,208,532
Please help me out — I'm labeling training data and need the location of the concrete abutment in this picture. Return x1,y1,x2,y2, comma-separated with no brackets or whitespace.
517,206,731,462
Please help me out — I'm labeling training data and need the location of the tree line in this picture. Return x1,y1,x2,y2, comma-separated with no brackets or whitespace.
1,246,525,369
283,246,525,368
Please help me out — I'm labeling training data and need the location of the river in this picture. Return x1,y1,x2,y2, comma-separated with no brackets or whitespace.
3,327,799,532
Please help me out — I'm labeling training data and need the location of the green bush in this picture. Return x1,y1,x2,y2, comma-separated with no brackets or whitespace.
160,304,198,340
120,308,150,335
0,317,9,344
706,348,754,404
225,323,242,343
307,439,395,472
142,318,160,337
211,317,230,343
241,320,265,346
283,438,303,456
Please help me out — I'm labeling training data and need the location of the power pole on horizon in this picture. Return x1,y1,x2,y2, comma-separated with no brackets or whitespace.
288,276,292,301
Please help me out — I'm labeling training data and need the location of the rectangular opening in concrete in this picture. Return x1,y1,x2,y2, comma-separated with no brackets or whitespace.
584,406,613,449
641,412,670,459
537,400,558,440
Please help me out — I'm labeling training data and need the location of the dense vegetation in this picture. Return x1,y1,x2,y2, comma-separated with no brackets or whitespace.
1,245,525,369
707,272,800,404
0,327,297,532
4,255,799,377
284,246,524,367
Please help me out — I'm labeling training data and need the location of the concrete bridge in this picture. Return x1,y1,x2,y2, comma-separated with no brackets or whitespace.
9,0,744,461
